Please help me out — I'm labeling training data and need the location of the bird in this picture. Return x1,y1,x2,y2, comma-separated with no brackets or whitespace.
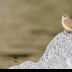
14,57,18,62
59,14,72,33
14,57,18,60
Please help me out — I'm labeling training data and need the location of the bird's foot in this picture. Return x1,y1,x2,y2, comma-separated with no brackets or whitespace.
66,30,72,34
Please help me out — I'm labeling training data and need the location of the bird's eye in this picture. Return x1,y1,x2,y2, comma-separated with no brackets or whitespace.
64,16,66,17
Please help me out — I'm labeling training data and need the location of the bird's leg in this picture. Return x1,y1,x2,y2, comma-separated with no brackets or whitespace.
63,30,68,35
63,30,70,35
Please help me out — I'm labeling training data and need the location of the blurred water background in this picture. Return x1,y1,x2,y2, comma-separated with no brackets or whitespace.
0,0,72,69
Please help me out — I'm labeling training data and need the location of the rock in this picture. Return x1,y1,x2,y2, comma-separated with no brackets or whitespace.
9,30,72,69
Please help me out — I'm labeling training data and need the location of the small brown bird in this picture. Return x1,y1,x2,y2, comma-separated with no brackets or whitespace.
59,14,72,33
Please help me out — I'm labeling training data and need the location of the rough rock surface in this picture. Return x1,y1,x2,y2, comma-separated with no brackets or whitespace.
9,30,72,69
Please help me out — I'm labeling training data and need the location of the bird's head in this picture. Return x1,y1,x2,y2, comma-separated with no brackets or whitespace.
59,14,70,20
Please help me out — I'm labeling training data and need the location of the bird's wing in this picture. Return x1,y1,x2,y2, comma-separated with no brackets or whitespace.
64,19,72,29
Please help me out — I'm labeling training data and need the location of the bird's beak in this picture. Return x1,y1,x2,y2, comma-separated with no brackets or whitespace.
59,14,62,16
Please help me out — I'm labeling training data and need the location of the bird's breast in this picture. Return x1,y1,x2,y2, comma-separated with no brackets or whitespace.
61,20,72,31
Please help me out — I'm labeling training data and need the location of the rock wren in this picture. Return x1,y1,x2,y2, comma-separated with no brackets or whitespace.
59,14,72,33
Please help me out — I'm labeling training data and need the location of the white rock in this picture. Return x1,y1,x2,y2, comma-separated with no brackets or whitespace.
9,30,72,69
